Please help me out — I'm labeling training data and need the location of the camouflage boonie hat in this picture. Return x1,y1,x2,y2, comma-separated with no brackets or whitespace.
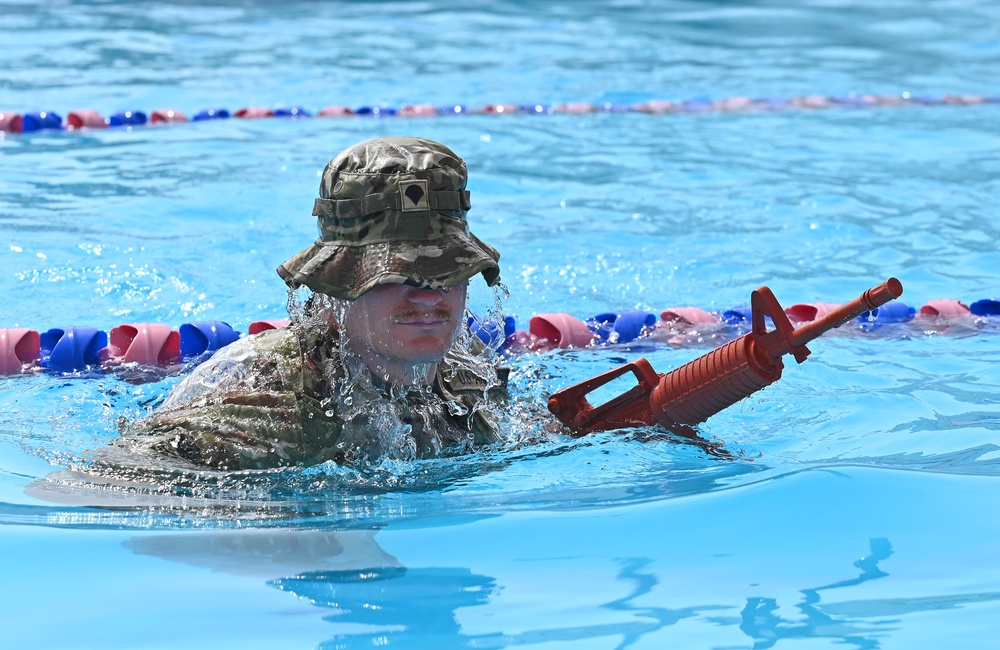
277,136,501,301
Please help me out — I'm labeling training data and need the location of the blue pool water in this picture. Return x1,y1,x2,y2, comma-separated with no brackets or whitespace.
2,1,1000,647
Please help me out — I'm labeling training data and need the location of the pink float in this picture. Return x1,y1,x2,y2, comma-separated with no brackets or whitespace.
555,102,598,114
66,110,107,129
633,100,677,113
714,97,754,111
942,94,985,105
399,105,438,117
791,95,834,109
784,302,842,322
529,313,597,349
918,299,971,318
478,104,518,114
234,107,275,119
150,109,188,123
104,323,181,366
0,328,40,374
318,106,354,117
248,319,291,335
0,111,23,133
659,307,719,326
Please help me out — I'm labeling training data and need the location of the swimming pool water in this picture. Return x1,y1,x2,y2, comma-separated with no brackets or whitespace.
2,1,1000,648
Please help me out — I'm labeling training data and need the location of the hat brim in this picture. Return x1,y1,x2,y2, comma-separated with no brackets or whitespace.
277,232,501,301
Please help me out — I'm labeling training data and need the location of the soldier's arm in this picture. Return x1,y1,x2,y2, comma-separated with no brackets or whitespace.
124,331,310,470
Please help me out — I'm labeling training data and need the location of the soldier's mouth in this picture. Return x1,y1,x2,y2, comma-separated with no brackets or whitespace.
393,309,453,326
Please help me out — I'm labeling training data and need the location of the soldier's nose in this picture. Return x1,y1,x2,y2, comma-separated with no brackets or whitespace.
406,287,446,305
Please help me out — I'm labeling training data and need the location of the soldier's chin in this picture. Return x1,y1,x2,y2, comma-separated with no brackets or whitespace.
400,337,454,363
391,328,456,362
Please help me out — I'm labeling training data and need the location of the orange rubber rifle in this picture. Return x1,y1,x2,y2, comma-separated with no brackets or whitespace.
547,277,903,435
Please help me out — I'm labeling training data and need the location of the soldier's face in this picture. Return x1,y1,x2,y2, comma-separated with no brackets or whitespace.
344,282,468,369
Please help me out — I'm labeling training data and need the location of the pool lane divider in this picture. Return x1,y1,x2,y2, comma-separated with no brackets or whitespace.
1,298,996,375
2,93,998,135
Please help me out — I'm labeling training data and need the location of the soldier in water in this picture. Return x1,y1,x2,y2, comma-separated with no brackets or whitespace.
128,136,510,471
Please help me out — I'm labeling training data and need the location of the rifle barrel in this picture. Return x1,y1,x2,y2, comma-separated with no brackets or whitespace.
788,277,903,348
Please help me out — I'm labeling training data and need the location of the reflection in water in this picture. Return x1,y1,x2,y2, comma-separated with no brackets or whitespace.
128,530,1000,649
127,529,403,578
127,527,711,648
737,538,1000,650
739,538,895,650
278,555,726,649
128,528,504,648
274,567,497,649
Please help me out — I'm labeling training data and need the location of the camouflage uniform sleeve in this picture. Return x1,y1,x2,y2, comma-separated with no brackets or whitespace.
434,338,510,446
127,329,316,470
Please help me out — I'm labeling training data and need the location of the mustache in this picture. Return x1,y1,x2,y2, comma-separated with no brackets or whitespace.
392,309,455,323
